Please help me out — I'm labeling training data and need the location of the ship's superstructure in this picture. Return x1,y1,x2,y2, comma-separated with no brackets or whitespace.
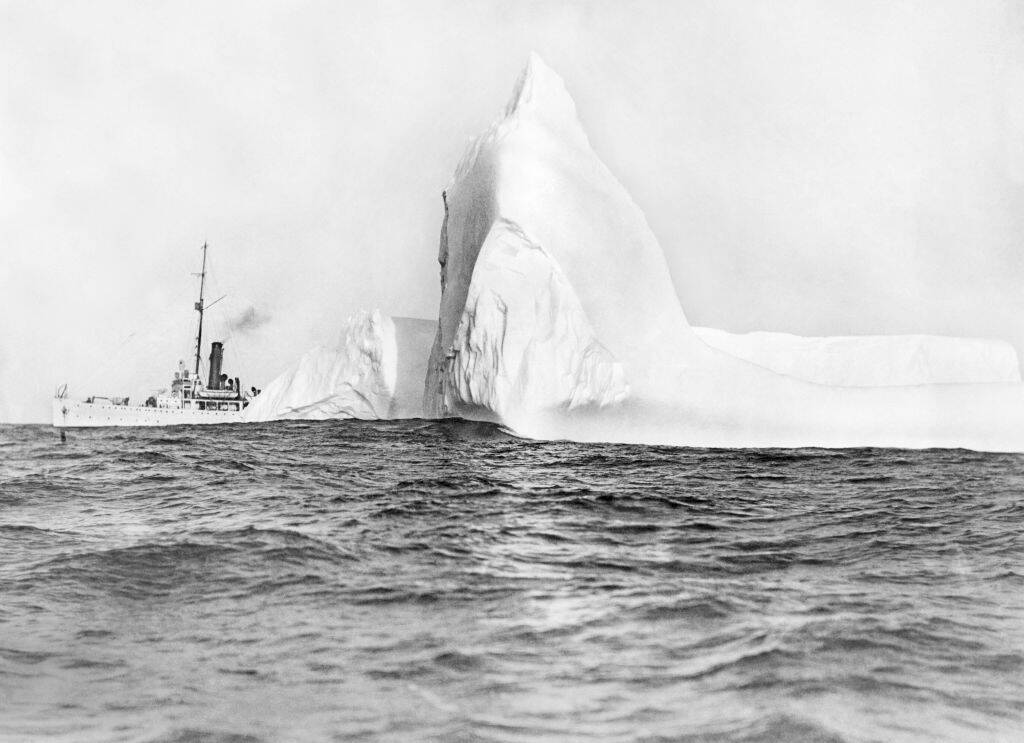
53,244,260,428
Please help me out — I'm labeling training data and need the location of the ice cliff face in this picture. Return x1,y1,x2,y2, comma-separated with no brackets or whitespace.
244,311,434,422
426,54,1024,451
429,217,628,424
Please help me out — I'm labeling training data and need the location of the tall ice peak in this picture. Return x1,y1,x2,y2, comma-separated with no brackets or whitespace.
504,52,581,126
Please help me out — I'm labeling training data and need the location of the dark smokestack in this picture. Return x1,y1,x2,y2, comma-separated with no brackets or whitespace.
208,342,224,389
235,377,241,399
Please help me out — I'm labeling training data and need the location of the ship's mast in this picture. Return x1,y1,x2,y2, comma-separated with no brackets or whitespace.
193,242,208,377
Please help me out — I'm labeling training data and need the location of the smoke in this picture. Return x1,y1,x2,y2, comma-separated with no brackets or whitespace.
228,306,271,334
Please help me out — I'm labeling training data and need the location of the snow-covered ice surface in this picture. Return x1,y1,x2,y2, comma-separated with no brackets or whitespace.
244,311,435,422
425,53,1024,452
693,328,1021,386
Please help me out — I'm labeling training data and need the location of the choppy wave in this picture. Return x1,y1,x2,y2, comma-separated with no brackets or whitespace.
0,421,1022,742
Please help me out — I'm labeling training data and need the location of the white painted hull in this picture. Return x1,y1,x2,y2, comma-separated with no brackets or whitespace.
53,398,243,428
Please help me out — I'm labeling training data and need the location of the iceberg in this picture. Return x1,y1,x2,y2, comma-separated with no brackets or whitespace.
693,328,1021,386
244,311,435,422
424,53,1024,451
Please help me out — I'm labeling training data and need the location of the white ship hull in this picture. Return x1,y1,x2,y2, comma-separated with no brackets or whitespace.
53,398,243,428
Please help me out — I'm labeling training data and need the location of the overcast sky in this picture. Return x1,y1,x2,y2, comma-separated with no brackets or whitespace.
2,0,1023,422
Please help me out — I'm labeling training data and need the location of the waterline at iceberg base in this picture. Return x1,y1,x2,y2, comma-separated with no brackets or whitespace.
257,55,1024,453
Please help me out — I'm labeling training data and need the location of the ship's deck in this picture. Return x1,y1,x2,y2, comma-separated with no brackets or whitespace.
53,399,244,427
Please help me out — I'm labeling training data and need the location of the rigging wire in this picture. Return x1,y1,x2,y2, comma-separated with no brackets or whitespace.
74,244,205,397
68,243,264,398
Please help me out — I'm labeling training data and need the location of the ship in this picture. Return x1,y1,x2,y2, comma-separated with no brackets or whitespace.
53,243,260,428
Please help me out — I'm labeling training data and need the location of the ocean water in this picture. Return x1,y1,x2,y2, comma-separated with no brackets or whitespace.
1,421,1023,743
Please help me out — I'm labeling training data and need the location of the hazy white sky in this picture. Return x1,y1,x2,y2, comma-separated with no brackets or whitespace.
2,0,1023,422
